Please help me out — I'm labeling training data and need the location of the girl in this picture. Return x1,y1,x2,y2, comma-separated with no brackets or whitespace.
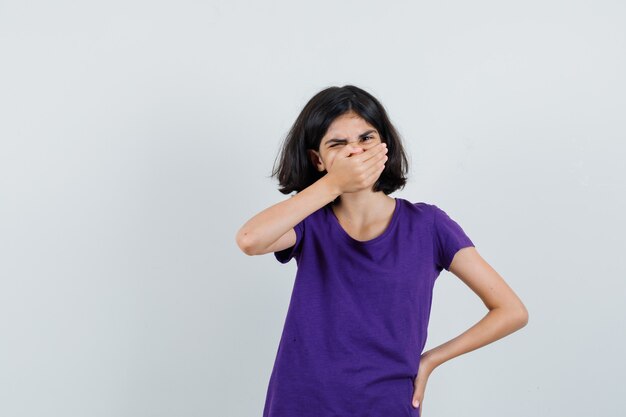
235,85,528,417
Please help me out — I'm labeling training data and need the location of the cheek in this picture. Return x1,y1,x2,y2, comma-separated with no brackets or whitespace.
328,151,343,167
322,151,335,167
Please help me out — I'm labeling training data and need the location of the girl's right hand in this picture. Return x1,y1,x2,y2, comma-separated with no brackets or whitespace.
326,142,388,194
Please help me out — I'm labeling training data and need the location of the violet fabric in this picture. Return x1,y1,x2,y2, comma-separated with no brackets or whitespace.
264,198,475,417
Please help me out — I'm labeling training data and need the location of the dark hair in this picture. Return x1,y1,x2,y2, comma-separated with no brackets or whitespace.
270,85,409,196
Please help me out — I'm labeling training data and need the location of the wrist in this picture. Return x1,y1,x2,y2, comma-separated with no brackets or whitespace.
420,350,440,373
319,174,342,199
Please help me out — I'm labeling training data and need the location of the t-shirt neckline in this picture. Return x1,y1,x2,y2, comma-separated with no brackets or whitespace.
326,197,400,246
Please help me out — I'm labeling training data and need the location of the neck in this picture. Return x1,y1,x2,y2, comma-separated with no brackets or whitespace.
332,190,395,223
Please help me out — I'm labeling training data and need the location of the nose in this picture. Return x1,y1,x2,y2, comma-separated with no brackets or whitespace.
346,143,365,154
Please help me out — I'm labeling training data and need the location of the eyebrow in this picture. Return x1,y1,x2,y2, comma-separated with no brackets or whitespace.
324,129,377,146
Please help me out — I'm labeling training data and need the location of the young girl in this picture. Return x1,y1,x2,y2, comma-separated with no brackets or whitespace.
236,85,528,417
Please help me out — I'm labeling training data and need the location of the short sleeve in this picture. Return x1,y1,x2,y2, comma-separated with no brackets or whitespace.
273,218,305,264
432,204,475,271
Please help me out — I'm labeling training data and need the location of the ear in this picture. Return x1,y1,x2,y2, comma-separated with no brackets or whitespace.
307,149,326,172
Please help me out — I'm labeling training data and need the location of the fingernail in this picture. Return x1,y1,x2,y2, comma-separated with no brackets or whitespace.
413,400,419,407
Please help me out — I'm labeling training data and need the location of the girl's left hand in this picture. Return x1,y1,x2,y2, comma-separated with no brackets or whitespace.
411,354,435,415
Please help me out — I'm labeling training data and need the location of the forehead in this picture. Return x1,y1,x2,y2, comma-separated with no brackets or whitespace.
325,112,376,135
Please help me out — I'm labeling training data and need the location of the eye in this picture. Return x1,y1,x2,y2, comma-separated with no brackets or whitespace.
328,136,374,148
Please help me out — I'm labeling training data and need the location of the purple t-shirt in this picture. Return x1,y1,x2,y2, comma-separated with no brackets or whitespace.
264,197,475,417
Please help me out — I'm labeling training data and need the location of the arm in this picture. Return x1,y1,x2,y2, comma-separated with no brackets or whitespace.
235,175,340,256
422,247,529,370
236,141,387,256
410,247,529,410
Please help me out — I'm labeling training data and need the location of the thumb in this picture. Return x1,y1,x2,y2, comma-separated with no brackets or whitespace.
412,396,420,409
411,384,420,408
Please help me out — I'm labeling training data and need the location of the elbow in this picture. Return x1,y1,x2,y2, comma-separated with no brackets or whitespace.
514,304,529,329
235,229,258,256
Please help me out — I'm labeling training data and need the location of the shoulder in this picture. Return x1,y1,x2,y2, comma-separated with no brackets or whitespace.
397,198,438,222
397,199,464,233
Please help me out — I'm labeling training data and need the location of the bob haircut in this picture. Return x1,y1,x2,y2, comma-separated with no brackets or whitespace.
271,85,409,197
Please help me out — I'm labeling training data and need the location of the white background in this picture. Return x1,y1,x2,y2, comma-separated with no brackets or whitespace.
1,1,624,416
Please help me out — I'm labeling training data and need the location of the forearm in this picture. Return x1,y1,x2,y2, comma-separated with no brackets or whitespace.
422,305,528,371
236,175,340,253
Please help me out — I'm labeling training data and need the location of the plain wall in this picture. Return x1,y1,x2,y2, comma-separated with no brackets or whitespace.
1,1,624,416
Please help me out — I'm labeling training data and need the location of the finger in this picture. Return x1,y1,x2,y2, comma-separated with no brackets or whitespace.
363,146,388,169
363,159,386,185
363,151,386,175
411,386,422,410
412,394,420,409
361,143,388,163
411,379,424,411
